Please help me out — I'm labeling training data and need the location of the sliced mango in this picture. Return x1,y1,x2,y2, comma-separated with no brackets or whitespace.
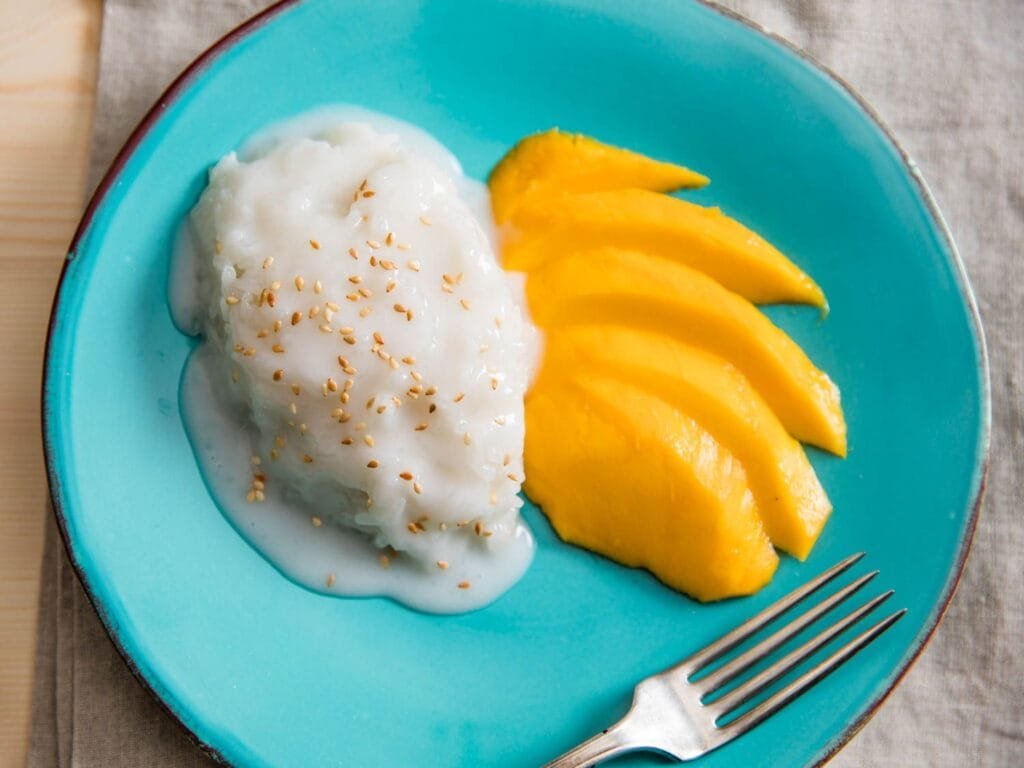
525,377,778,601
538,326,832,559
527,248,847,456
503,189,825,308
489,129,708,224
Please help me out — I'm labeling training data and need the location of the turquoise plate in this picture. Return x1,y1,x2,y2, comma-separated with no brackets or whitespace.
43,1,989,765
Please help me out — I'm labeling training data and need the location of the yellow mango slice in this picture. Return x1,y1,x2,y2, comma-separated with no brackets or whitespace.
503,189,825,308
525,376,778,601
527,248,847,456
538,326,832,559
489,129,708,223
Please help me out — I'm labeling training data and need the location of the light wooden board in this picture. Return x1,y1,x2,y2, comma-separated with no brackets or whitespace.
0,0,100,763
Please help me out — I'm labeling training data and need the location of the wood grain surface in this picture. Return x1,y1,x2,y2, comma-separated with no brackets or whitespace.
0,0,100,764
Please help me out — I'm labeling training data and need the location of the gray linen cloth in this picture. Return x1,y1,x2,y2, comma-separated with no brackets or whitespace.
29,1,1023,765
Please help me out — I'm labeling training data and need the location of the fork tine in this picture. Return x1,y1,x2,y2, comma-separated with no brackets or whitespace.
695,571,879,695
681,552,865,674
719,609,906,741
709,590,894,718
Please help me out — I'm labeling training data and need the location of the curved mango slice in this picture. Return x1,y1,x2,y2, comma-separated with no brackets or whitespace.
489,129,708,224
527,248,847,456
525,377,778,601
538,326,832,559
503,189,825,308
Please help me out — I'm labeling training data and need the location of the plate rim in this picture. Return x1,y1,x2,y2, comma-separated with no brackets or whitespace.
40,1,992,765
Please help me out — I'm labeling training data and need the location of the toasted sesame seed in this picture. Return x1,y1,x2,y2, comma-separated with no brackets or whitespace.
289,402,298,414
340,392,350,404
273,369,284,381
503,454,511,466
326,574,335,587
256,329,267,339
359,306,372,318
290,312,302,326
391,396,402,407
507,473,519,482
475,522,484,535
463,432,472,445
428,403,437,414
245,490,256,503
399,471,413,481
343,335,356,345
398,243,413,252
366,397,376,409
388,356,399,370
362,190,375,198
314,280,323,294
385,232,395,246
326,301,340,311
215,240,223,254
373,331,385,345
311,515,323,527
413,481,423,495
458,581,470,590
425,386,437,396
393,303,406,313
491,378,499,390
460,299,472,310
319,324,332,333
309,305,321,318
273,320,282,332
401,356,416,365
326,378,338,392
337,326,354,335
309,239,321,250
348,275,362,285
266,291,277,308
346,292,359,302
270,280,282,290
376,405,387,414
359,287,373,299
367,239,381,249
405,310,414,321
367,459,379,468
380,259,397,270
254,490,265,502
437,560,449,570
411,371,423,382
442,273,456,285
386,281,396,293
415,423,428,431
272,344,285,353
407,523,419,534
479,344,490,353
341,437,353,445
302,454,314,463
225,295,240,305
291,383,301,396
454,392,465,403
243,348,255,357
419,216,432,226
295,276,305,291
495,417,506,425
490,491,498,505
441,283,454,294
262,257,273,269
369,255,378,267
348,247,358,260
364,435,375,447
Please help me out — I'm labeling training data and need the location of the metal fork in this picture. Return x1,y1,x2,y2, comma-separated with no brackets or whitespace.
544,553,905,767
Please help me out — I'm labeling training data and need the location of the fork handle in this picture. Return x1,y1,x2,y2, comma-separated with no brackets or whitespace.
542,720,637,768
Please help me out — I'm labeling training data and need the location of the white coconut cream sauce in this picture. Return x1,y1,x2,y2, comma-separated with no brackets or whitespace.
171,108,536,613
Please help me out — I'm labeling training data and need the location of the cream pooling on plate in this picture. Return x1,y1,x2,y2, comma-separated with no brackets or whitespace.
174,113,536,612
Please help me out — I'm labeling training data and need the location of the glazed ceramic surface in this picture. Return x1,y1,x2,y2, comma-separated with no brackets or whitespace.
43,1,988,765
